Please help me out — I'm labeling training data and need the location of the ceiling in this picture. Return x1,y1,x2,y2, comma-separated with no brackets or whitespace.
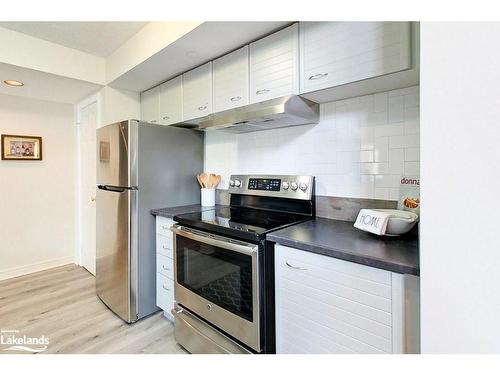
0,62,102,104
109,21,291,92
0,22,148,57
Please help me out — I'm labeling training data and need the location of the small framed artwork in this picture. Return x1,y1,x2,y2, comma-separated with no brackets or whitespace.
1,134,43,161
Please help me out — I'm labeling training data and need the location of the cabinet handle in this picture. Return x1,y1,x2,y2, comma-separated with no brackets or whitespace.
162,265,171,271
162,116,170,120
151,120,158,123
256,89,270,95
162,285,170,291
162,225,169,230
162,245,168,250
308,73,328,81
230,96,242,102
198,105,207,111
285,261,308,271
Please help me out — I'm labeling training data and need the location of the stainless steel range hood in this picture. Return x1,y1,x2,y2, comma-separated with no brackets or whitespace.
171,95,320,133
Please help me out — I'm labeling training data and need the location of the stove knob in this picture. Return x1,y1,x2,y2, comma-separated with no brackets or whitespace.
290,182,298,191
229,180,235,187
282,182,289,190
299,182,308,192
234,179,241,187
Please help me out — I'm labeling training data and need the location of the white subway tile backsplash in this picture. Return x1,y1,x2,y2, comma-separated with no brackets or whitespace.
388,149,405,174
359,150,374,162
204,86,420,199
388,96,405,123
373,92,388,113
405,147,420,161
389,134,420,149
373,123,405,137
404,161,420,176
374,187,390,200
373,137,389,162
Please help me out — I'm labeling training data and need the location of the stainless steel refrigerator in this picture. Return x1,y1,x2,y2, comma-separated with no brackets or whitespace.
96,119,203,323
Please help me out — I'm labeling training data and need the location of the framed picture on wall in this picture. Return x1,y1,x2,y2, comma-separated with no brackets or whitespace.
1,134,43,160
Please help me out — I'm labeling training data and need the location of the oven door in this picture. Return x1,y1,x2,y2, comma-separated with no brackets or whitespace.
171,224,260,352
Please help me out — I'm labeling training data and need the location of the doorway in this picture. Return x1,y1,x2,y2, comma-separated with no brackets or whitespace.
77,99,98,275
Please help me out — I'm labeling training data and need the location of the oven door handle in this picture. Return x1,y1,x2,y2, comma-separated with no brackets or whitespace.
171,225,258,256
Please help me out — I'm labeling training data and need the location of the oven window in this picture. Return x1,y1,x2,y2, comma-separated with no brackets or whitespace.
176,235,254,322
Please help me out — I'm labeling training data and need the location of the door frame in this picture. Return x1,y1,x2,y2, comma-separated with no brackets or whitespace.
75,93,101,269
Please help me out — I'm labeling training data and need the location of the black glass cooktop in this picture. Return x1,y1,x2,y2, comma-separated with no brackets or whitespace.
173,206,311,242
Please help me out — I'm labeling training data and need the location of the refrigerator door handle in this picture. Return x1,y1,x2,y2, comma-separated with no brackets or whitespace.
97,185,138,192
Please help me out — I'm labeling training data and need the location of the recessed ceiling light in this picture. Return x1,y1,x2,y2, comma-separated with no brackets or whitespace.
3,80,24,87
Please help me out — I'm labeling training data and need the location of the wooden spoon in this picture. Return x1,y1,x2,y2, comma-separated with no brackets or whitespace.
200,173,209,188
196,174,204,188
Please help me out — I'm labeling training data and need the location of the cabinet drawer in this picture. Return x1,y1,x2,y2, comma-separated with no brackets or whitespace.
156,273,174,312
156,234,173,258
157,253,174,279
249,23,299,103
156,216,174,237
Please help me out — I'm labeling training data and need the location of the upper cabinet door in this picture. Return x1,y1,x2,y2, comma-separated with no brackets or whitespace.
213,46,249,112
159,76,183,125
182,62,213,121
249,23,299,103
140,86,160,124
299,22,412,94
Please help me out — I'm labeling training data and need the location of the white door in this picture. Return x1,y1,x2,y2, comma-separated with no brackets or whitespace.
78,101,98,275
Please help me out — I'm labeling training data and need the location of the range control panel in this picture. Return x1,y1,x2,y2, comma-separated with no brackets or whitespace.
228,175,314,200
248,178,281,191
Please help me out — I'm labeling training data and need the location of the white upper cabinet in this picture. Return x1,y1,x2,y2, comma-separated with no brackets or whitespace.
299,22,412,94
140,86,160,124
213,46,249,112
182,62,213,121
159,76,183,126
249,23,299,103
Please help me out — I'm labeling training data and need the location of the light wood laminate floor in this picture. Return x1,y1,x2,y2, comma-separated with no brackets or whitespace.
0,264,186,354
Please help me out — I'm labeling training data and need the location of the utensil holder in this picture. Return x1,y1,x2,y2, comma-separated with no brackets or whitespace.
201,188,215,207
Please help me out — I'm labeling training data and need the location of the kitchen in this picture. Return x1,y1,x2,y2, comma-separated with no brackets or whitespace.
1,5,500,373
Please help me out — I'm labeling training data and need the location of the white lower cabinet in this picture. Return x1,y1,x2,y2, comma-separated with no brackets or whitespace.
155,216,175,321
275,244,420,354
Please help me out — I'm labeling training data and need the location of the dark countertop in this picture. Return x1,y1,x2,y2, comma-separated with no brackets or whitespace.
267,217,419,275
151,204,226,219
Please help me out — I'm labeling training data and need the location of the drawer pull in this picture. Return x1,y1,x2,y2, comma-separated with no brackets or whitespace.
230,96,242,102
150,119,158,123
198,105,207,111
162,116,170,120
162,285,171,291
308,73,328,81
162,265,171,271
285,261,308,271
256,89,270,95
162,245,169,250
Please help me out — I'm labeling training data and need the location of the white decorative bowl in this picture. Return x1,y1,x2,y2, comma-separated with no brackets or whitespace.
373,209,419,236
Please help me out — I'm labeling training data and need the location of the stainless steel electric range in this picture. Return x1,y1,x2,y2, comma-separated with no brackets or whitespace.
171,175,315,354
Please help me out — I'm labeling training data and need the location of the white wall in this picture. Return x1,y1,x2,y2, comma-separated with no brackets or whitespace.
0,94,76,280
420,22,500,353
205,86,420,199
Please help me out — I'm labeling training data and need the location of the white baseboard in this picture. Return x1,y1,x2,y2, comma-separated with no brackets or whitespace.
0,256,75,281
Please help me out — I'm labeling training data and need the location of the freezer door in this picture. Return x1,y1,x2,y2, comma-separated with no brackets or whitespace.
96,186,138,322
96,120,138,188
